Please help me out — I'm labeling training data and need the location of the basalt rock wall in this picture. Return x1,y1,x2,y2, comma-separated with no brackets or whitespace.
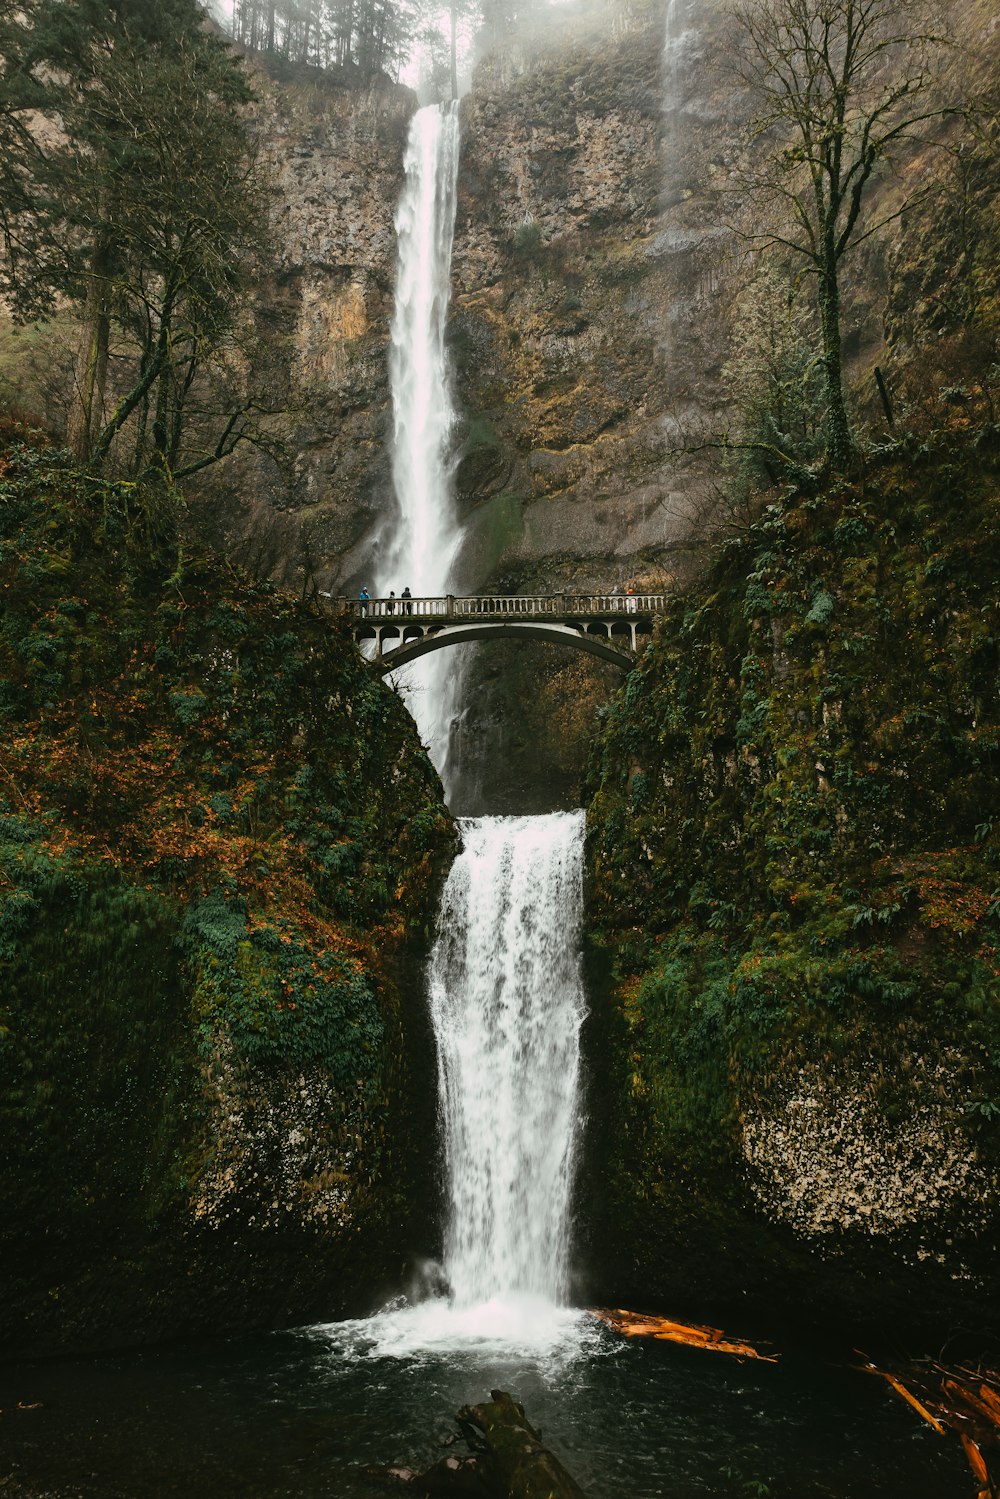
208,0,999,811
196,68,415,591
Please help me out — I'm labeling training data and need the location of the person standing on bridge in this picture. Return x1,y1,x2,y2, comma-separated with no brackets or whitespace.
386,590,396,614
401,585,413,615
626,585,636,614
359,586,370,616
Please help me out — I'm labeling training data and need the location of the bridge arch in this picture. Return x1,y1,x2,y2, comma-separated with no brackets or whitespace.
369,620,636,675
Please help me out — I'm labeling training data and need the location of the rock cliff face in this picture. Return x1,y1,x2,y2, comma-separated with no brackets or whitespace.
213,0,999,809
447,0,729,594
199,0,1000,600
0,446,454,1354
439,0,737,808
199,70,415,589
218,0,733,600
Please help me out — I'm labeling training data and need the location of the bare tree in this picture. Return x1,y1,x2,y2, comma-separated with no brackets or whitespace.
733,0,950,470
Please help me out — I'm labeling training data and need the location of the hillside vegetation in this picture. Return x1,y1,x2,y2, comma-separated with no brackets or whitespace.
0,441,453,1352
583,415,1000,1340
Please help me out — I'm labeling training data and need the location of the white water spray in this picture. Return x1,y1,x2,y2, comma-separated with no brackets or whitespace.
375,101,465,790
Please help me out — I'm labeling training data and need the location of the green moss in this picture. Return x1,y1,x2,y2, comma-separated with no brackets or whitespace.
184,889,382,1081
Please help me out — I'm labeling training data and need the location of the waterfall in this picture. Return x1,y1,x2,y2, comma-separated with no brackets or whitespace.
377,111,588,1316
428,812,587,1309
380,101,461,595
319,811,590,1354
324,109,593,1363
663,0,696,107
375,101,465,792
662,0,700,197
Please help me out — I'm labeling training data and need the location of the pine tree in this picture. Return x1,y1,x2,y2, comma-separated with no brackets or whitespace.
230,0,419,80
0,0,269,473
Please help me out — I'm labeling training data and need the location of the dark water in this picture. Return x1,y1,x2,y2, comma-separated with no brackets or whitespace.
0,1306,968,1497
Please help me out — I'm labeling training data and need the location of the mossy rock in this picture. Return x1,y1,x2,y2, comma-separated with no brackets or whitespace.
0,446,455,1353
582,428,1000,1343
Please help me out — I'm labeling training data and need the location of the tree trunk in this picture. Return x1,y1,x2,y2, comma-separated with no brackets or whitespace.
67,230,113,463
458,1391,589,1499
91,275,179,470
818,244,855,471
90,347,168,470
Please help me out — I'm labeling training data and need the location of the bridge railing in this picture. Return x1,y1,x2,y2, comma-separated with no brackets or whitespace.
336,593,669,620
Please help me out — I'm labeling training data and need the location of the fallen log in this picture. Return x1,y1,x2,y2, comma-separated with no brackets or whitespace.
855,1353,1000,1498
363,1390,588,1499
855,1361,945,1435
960,1432,990,1488
590,1307,777,1362
457,1390,589,1499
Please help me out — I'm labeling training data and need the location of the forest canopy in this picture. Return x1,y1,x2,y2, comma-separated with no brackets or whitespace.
230,0,417,79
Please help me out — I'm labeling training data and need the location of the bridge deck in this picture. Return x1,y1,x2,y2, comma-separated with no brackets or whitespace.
329,592,669,622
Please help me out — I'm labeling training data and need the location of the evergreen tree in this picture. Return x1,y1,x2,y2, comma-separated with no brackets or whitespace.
231,0,418,80
0,0,268,473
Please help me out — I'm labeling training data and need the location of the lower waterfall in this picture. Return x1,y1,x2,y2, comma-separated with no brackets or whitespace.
321,810,589,1355
429,812,586,1309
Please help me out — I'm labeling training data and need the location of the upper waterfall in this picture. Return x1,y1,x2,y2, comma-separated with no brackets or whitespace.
377,101,463,599
375,101,465,796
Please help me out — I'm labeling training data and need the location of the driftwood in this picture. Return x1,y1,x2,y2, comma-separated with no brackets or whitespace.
363,1390,588,1499
590,1307,777,1362
856,1353,1000,1498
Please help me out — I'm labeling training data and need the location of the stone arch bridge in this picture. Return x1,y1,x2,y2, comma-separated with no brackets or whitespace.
326,593,670,674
